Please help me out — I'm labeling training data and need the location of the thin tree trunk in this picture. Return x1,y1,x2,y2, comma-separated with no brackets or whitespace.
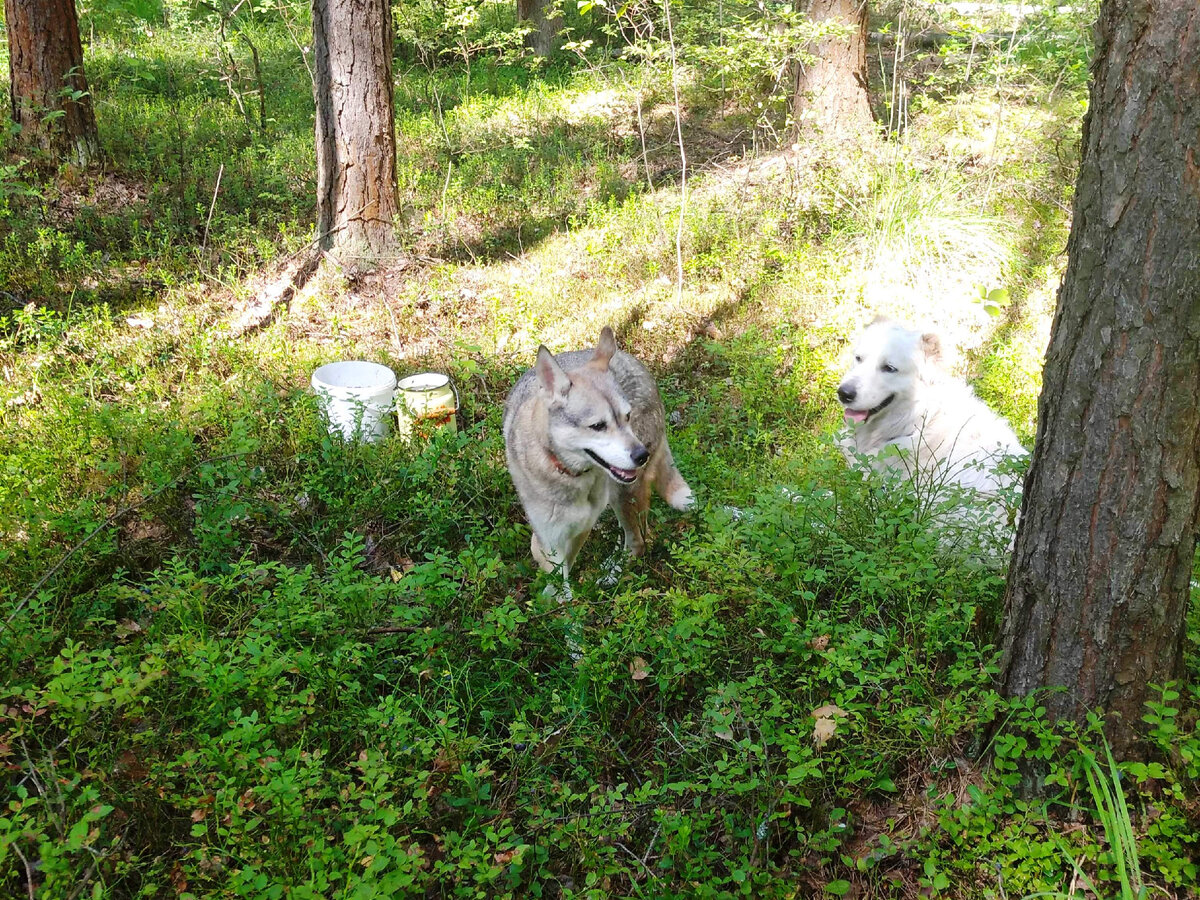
792,0,873,138
4,0,100,166
999,0,1200,761
518,0,559,59
311,0,399,260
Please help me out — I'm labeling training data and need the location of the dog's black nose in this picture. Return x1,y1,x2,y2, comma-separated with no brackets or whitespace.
837,383,856,404
631,446,650,467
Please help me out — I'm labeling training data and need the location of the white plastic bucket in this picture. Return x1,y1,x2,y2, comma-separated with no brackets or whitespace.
395,372,458,440
311,361,397,443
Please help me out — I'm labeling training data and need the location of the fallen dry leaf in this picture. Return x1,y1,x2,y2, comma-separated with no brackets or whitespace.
813,717,838,749
811,704,848,720
811,704,849,749
629,656,649,681
115,749,147,781
116,619,143,638
808,634,830,652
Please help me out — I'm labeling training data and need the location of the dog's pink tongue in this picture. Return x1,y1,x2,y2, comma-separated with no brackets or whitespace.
844,409,869,424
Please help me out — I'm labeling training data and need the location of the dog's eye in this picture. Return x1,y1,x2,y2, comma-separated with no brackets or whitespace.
589,421,607,432
881,363,898,373
854,355,863,363
623,411,631,423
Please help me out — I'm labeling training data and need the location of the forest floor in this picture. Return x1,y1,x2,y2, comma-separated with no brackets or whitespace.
1,3,1198,898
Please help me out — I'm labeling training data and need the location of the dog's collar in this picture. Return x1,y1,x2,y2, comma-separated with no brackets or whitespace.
546,447,583,477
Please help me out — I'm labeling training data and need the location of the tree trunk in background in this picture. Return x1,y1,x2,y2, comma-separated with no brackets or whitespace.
791,0,873,137
518,0,559,59
4,0,100,166
998,0,1200,762
311,0,399,259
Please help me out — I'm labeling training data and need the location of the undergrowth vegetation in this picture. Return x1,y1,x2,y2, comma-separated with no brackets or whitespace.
2,0,1198,897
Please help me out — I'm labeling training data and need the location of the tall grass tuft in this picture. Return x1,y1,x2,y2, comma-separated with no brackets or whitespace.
1079,739,1148,900
1038,736,1150,900
839,162,1010,295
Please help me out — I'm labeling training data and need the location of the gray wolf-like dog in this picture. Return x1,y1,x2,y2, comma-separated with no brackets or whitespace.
503,326,693,585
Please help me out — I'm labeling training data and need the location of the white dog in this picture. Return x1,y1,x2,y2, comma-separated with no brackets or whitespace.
836,317,1026,497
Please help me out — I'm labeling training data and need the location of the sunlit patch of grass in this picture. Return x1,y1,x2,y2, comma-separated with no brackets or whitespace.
911,96,1070,171
834,161,1011,335
845,164,1008,277
973,329,1044,442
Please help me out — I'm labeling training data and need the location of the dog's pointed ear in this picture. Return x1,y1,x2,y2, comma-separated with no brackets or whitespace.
920,332,944,366
592,326,617,370
536,346,571,400
869,314,893,327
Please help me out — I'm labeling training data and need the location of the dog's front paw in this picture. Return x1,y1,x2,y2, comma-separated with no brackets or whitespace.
670,484,696,510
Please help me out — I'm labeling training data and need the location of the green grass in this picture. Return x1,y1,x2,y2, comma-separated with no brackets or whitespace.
2,3,1199,897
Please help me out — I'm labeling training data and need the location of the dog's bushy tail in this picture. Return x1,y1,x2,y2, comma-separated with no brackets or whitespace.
654,443,694,510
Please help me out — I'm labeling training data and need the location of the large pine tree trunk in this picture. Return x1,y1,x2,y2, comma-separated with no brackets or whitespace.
4,0,100,166
999,0,1200,760
791,0,873,137
311,0,399,260
517,0,559,59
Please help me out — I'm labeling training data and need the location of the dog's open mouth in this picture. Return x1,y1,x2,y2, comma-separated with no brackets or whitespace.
844,393,895,424
585,450,640,484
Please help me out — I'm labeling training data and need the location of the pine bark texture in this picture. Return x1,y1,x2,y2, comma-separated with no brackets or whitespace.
517,0,559,59
999,0,1200,759
792,0,873,137
4,0,100,165
312,0,399,258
